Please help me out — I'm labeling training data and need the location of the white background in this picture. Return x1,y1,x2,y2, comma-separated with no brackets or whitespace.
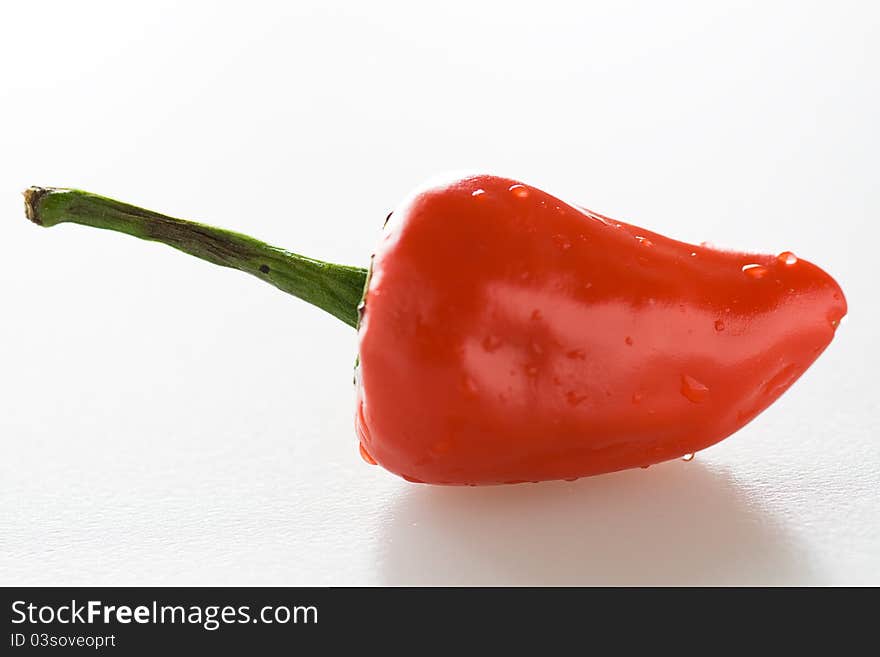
1,1,877,585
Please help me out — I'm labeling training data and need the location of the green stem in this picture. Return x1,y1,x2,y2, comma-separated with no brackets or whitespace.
23,187,367,328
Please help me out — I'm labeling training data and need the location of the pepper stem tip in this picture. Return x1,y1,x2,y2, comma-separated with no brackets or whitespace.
23,186,52,226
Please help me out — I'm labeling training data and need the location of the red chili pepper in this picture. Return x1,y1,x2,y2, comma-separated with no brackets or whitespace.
24,175,846,485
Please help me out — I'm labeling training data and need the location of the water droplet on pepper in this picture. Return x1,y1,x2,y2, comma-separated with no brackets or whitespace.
742,264,768,279
777,251,798,265
680,374,710,403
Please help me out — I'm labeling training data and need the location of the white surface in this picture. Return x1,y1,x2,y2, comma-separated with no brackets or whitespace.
0,1,877,586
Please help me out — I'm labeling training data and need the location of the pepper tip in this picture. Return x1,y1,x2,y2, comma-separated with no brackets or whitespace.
23,186,49,226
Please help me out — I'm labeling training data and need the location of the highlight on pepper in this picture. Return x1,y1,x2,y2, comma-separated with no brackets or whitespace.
22,174,847,485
